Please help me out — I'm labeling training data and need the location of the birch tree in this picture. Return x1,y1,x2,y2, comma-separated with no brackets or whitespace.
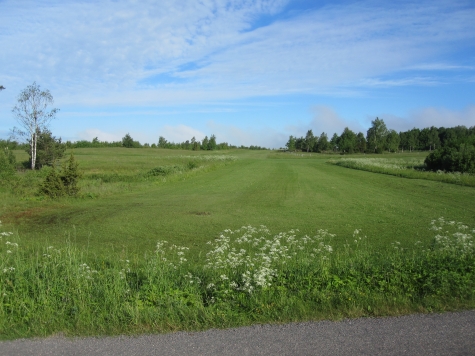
12,82,58,169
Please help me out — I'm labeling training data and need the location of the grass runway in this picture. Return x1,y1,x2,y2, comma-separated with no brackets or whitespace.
1,149,474,258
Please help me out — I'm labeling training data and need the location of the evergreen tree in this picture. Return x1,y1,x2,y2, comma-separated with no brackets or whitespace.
39,165,65,198
201,136,209,150
61,153,82,196
122,133,134,148
34,129,66,168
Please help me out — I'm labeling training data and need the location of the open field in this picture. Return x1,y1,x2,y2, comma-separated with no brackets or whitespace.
1,149,474,338
2,149,475,255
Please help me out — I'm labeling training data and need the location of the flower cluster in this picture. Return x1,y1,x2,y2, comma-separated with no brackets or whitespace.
204,225,334,295
155,240,189,268
430,217,474,254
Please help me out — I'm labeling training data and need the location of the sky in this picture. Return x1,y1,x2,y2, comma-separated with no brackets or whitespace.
1,0,474,148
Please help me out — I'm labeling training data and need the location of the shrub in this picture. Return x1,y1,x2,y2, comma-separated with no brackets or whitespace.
39,153,82,198
145,165,185,177
38,166,65,198
61,153,82,196
0,148,16,178
425,144,475,173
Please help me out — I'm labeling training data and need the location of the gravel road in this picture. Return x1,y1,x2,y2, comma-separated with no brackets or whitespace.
1,310,474,356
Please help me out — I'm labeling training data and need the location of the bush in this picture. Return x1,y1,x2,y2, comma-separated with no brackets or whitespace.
145,165,185,177
425,144,475,173
61,153,82,196
38,166,65,198
39,153,82,198
0,148,16,179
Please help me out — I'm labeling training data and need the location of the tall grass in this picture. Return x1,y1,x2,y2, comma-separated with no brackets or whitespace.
1,153,238,200
328,157,475,187
1,218,474,339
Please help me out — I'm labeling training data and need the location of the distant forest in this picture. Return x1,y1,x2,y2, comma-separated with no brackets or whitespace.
285,118,475,154
0,133,268,151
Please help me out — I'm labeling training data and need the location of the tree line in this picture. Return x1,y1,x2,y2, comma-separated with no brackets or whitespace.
285,118,475,154
1,82,269,173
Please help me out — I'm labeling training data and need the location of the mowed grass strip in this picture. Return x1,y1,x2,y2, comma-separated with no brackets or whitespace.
2,149,474,259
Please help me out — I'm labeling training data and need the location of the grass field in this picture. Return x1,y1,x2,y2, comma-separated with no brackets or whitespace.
2,149,474,255
1,148,474,338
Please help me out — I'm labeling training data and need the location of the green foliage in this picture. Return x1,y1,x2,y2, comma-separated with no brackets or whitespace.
1,219,474,339
286,135,296,151
386,129,400,152
316,132,330,152
38,153,82,198
146,165,185,176
122,133,141,148
338,127,357,154
61,153,82,196
366,117,388,153
33,129,66,168
425,144,475,173
0,148,16,178
305,130,315,152
208,134,217,151
201,136,209,150
158,136,168,148
38,166,65,198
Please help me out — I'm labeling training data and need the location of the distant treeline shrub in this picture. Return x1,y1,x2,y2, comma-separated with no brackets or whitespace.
286,120,475,154
425,143,475,173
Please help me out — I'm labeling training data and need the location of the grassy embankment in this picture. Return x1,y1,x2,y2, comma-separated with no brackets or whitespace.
0,149,474,339
327,153,475,187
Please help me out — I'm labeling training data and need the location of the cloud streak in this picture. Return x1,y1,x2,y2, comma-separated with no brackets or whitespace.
1,0,474,106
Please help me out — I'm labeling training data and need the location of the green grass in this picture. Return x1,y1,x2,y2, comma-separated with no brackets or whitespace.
1,218,474,339
2,149,474,256
328,154,475,187
1,148,475,339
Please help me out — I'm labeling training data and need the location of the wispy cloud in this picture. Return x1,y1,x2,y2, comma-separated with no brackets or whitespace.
1,0,474,106
383,106,475,132
159,124,206,143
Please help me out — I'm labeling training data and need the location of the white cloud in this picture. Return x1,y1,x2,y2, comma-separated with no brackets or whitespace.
309,106,365,136
76,129,124,142
383,106,475,132
1,0,474,107
159,124,206,143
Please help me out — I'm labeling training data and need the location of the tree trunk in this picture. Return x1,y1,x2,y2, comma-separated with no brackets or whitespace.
31,131,37,169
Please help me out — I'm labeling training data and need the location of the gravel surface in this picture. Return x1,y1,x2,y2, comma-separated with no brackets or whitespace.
1,310,474,356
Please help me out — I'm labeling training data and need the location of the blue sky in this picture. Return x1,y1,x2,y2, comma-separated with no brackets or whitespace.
1,0,474,148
